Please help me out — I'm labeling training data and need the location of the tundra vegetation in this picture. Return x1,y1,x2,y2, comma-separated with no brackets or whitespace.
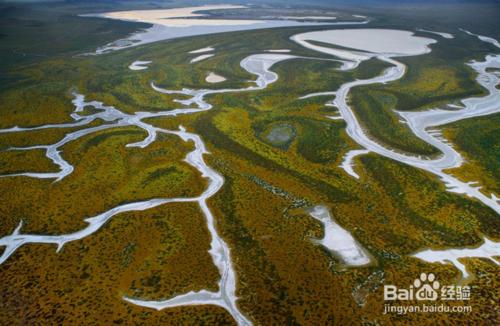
0,2,498,325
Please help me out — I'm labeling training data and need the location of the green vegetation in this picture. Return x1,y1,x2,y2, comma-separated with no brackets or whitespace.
350,88,440,155
347,31,490,156
443,113,500,196
0,3,150,79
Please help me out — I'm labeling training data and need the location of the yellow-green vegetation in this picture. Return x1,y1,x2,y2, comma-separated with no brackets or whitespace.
349,88,440,155
347,30,491,156
0,127,205,235
442,113,500,197
0,3,499,325
204,148,498,324
0,203,230,324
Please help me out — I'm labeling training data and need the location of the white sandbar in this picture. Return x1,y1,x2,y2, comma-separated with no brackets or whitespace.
299,91,336,99
189,46,215,54
206,72,226,83
460,28,500,49
190,54,214,63
416,28,454,39
279,16,336,20
413,238,500,279
102,5,261,27
92,8,366,54
292,29,436,64
265,49,291,53
128,60,152,70
309,206,371,266
339,149,370,179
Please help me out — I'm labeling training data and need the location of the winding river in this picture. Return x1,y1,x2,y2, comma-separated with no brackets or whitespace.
1,27,499,323
0,53,301,325
293,29,500,278
294,29,500,215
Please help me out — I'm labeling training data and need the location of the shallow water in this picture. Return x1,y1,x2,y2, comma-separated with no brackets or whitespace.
91,7,368,54
413,238,500,279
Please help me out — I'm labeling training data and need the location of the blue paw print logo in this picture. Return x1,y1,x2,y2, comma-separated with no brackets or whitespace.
414,273,440,301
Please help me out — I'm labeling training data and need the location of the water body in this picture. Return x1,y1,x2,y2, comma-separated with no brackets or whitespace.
88,5,368,54
291,28,435,69
265,124,295,145
412,237,500,279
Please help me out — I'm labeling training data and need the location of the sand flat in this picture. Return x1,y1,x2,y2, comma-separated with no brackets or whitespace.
206,72,226,83
103,5,264,27
309,206,371,266
339,149,370,179
292,29,436,59
416,28,454,39
190,54,214,63
93,7,353,54
279,16,336,20
413,238,500,279
265,49,291,53
189,46,215,54
128,60,152,70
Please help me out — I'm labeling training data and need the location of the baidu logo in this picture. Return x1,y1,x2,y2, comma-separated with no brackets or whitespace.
383,273,472,314
414,272,440,300
384,273,469,301
384,272,440,301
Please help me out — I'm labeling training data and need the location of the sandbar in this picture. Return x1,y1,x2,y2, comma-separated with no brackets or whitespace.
102,5,263,27
190,54,214,63
206,72,226,83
